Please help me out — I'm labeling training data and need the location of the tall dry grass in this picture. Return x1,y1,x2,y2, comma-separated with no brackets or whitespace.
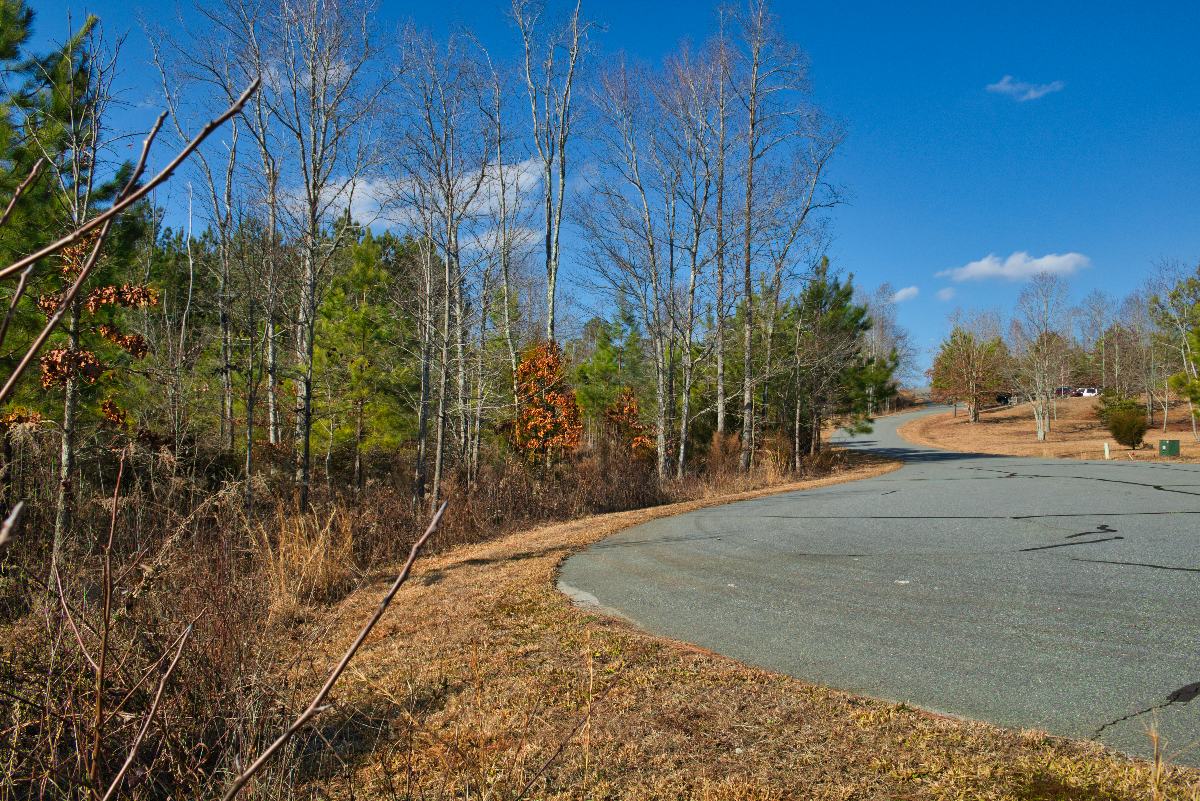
258,507,356,622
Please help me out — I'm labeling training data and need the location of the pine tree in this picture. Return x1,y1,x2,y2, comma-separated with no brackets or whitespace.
314,229,414,490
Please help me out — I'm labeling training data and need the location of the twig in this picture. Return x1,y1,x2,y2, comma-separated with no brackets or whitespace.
220,501,449,801
514,666,624,801
52,565,100,673
0,265,34,352
0,78,260,283
0,500,22,553
0,158,45,229
99,622,193,801
90,447,128,792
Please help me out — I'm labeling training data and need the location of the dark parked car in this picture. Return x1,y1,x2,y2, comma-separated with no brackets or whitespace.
1054,386,1074,397
996,393,1012,405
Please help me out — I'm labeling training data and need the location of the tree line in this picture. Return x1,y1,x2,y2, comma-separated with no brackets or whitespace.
930,268,1200,441
1,0,907,524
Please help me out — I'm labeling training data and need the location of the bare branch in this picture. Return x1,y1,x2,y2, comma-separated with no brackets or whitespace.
220,501,449,801
0,158,46,228
0,113,163,406
0,78,260,282
100,621,193,801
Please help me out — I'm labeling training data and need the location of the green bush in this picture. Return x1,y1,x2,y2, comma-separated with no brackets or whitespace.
1107,408,1149,448
1095,392,1142,425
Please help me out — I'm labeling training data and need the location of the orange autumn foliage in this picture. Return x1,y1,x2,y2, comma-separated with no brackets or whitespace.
604,387,655,459
511,341,583,461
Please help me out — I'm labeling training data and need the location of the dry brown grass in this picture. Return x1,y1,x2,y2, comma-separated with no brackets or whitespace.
259,506,357,622
279,453,1200,800
899,397,1200,462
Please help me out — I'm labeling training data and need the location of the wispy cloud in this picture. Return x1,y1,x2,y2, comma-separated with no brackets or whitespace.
892,285,919,303
936,287,956,301
937,251,1090,282
986,75,1065,102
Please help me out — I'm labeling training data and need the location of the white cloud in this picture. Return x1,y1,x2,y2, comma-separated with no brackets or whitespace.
937,251,1090,282
891,285,919,303
936,287,956,301
986,75,1065,102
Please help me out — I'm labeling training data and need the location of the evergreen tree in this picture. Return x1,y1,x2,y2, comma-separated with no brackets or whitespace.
314,229,414,489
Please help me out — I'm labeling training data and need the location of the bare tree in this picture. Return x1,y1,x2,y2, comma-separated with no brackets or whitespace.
708,15,734,436
1077,288,1112,390
585,57,674,476
512,0,592,341
658,47,715,477
732,0,810,471
1150,260,1200,440
1010,273,1071,441
22,18,122,568
393,30,492,508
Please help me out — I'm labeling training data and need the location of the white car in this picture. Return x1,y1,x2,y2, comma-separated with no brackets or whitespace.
1077,387,1098,397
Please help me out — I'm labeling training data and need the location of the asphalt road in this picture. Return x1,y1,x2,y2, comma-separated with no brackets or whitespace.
559,406,1200,763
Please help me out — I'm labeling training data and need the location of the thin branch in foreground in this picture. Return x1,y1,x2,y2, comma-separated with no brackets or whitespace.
0,103,173,406
100,621,194,801
0,158,45,229
0,500,23,553
0,265,34,352
0,113,162,406
220,501,449,801
0,77,260,283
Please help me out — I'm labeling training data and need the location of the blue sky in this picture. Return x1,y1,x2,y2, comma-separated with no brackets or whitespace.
29,0,1200,369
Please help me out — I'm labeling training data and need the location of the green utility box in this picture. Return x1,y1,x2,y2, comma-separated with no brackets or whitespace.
1160,439,1181,457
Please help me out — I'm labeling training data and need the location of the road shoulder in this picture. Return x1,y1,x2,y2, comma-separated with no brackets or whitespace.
293,451,1197,799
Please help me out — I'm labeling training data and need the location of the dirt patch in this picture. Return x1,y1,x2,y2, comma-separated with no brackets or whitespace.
899,397,1200,462
287,453,1198,800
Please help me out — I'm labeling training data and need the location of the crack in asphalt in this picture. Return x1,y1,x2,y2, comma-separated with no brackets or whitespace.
1019,536,1125,552
1065,524,1119,538
1071,557,1200,573
959,466,1200,498
1093,683,1200,739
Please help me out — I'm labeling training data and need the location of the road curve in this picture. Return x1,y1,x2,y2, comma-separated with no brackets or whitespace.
559,406,1200,763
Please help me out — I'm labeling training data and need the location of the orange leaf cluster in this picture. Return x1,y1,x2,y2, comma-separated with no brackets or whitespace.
604,387,654,458
39,348,102,389
100,398,127,427
0,409,43,430
58,231,101,277
97,324,148,359
85,284,159,314
512,341,582,459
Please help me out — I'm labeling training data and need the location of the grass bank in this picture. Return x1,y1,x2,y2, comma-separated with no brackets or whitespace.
283,452,1198,800
899,397,1200,462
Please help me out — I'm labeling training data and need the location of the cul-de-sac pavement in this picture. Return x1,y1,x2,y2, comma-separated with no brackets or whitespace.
560,406,1200,763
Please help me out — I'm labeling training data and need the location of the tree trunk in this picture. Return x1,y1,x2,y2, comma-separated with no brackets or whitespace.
353,398,364,492
293,247,317,508
738,63,759,472
52,305,81,574
413,239,433,505
430,241,452,511
220,256,234,452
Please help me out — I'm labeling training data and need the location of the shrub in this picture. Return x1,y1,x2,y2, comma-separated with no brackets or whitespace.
1107,408,1149,449
1096,392,1142,425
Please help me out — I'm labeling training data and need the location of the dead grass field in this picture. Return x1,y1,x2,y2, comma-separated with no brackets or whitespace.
899,397,1200,462
284,452,1200,800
